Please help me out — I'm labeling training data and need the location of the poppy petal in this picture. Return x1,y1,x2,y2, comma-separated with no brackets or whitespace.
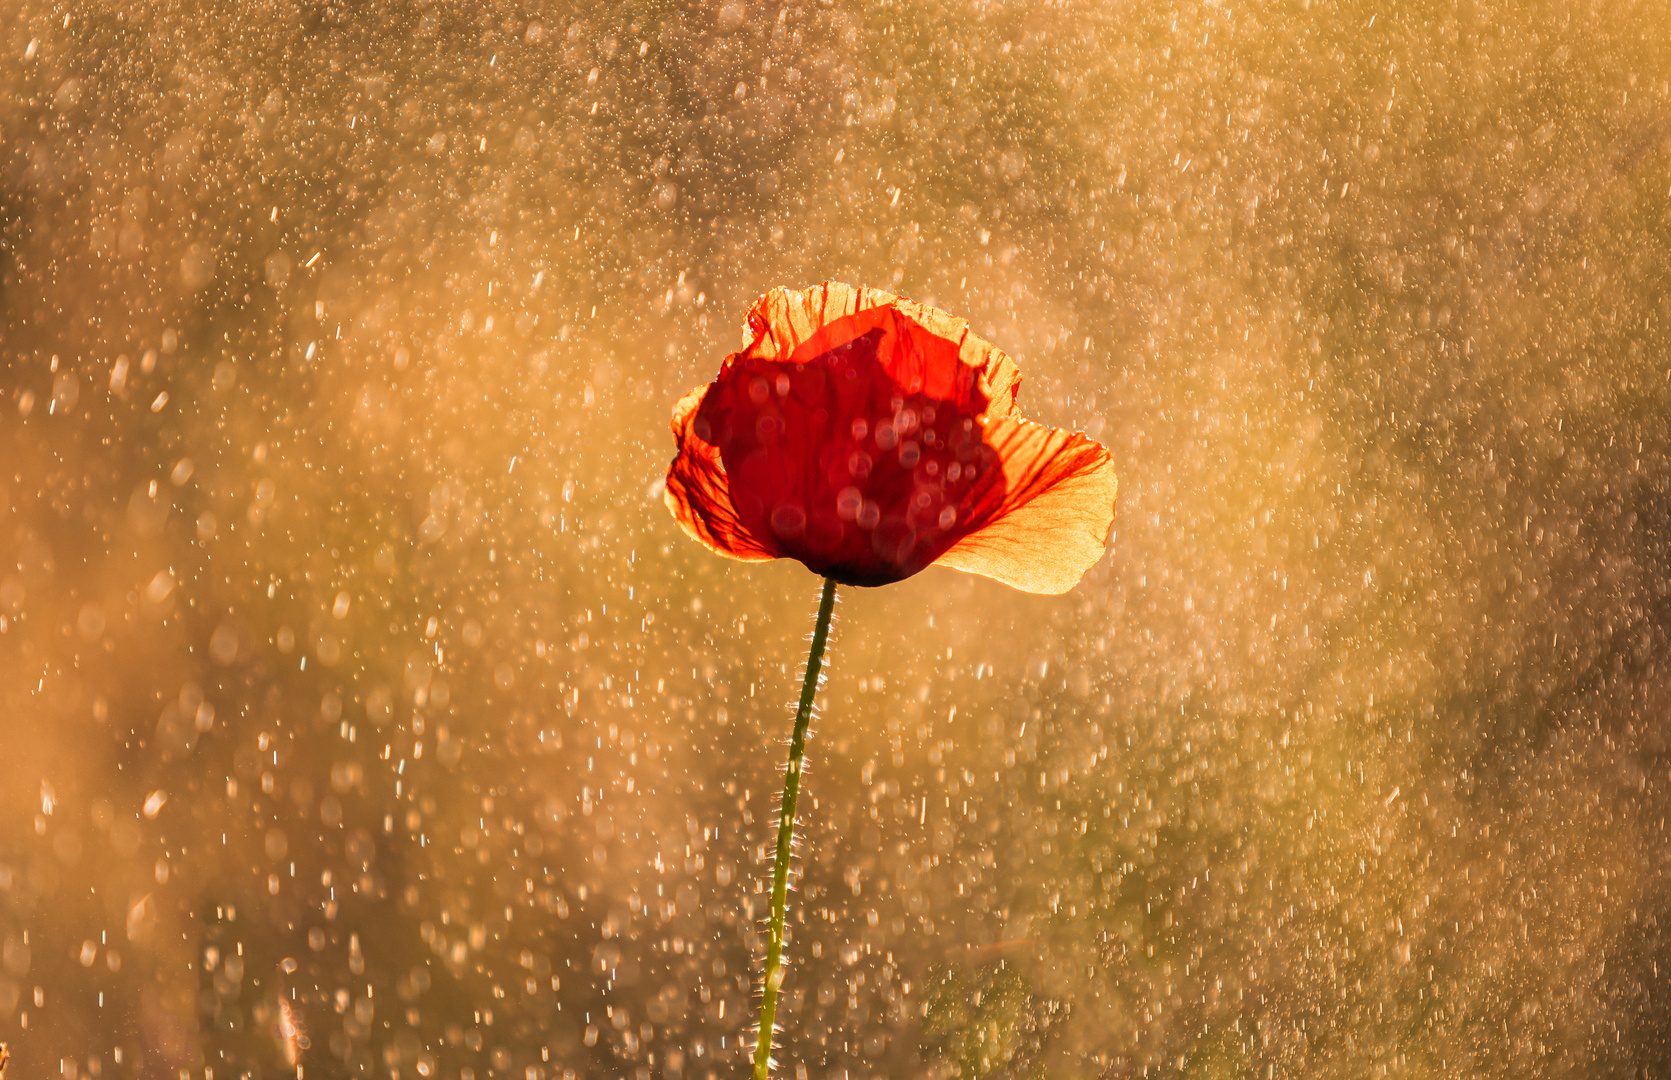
684,326,991,586
740,283,1024,420
739,281,883,361
664,383,781,564
932,416,1118,594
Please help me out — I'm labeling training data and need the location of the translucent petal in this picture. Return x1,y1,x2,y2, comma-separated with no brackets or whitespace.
933,416,1119,594
664,383,780,563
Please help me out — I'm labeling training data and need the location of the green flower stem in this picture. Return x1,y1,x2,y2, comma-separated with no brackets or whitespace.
753,575,838,1080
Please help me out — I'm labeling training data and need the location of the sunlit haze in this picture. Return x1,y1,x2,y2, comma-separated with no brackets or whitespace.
4,1,1671,1077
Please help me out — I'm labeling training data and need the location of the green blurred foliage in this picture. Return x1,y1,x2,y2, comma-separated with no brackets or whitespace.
924,962,1059,1079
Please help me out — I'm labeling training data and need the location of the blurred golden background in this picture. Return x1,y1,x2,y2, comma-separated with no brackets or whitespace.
5,0,1671,1077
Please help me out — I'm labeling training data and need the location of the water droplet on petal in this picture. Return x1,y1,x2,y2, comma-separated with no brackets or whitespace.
770,502,807,538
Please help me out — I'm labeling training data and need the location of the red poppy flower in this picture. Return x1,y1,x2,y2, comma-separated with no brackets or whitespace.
664,282,1118,593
